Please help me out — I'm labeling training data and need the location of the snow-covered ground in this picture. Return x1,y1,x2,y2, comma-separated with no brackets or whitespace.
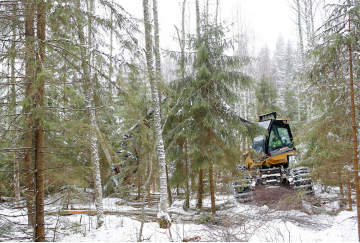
0,185,358,242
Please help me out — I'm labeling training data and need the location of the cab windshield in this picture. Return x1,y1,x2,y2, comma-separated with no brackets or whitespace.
258,120,271,130
252,121,270,153
268,125,293,153
252,135,266,153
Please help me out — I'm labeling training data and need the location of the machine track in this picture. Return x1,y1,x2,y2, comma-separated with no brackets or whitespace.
233,165,253,202
234,166,314,201
289,167,314,194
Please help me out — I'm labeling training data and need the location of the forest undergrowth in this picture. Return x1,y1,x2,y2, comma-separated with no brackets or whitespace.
0,183,356,242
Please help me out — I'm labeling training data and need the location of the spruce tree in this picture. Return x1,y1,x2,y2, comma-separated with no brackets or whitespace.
0,0,140,238
165,1,251,214
301,0,360,239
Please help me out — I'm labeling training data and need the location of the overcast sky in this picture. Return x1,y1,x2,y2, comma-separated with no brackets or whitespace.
119,0,297,55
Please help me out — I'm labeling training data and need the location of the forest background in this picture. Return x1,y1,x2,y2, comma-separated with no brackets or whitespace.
0,0,359,241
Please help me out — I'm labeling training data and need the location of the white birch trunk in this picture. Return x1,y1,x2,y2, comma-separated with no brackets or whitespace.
94,124,112,164
304,0,311,121
297,0,305,67
143,0,170,225
88,102,104,228
310,0,314,46
196,0,200,38
153,0,161,79
87,0,104,227
304,0,311,49
76,0,104,228
110,0,113,82
296,0,304,122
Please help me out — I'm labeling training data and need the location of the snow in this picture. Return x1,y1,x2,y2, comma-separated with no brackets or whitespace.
0,188,359,242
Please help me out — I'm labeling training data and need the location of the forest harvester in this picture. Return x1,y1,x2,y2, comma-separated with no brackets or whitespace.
110,109,314,202
234,112,314,202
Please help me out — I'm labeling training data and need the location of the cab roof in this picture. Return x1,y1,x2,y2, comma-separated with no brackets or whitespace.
259,112,290,124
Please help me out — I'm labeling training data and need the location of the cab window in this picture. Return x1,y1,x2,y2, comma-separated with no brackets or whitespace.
268,125,292,153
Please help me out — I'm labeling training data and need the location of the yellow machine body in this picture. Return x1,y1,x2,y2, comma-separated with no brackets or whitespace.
245,150,297,170
243,113,296,170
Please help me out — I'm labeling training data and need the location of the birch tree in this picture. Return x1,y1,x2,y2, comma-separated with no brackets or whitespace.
143,0,171,228
75,0,104,228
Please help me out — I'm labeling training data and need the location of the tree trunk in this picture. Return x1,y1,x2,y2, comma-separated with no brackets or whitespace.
181,0,186,77
147,133,151,208
184,140,190,209
89,104,104,229
152,0,162,107
215,0,219,25
304,0,314,121
110,0,114,82
34,0,46,240
198,169,203,209
195,0,200,40
348,171,353,211
296,0,304,122
304,0,311,49
152,0,172,206
143,0,170,228
137,141,141,200
195,0,204,211
88,0,105,228
209,163,216,214
296,0,304,66
348,14,360,241
24,0,35,227
10,4,20,208
339,170,344,198
76,0,104,228
137,171,141,199
180,0,189,210
310,0,314,44
147,161,151,208
138,149,153,242
166,162,172,206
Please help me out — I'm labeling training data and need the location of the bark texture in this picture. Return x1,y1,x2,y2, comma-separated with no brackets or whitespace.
209,163,216,214
296,0,304,66
76,0,104,228
10,5,20,208
347,171,352,211
198,169,203,209
24,0,35,227
185,140,190,209
143,0,170,227
195,0,200,38
34,0,46,240
195,0,203,210
296,0,304,122
348,15,360,241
